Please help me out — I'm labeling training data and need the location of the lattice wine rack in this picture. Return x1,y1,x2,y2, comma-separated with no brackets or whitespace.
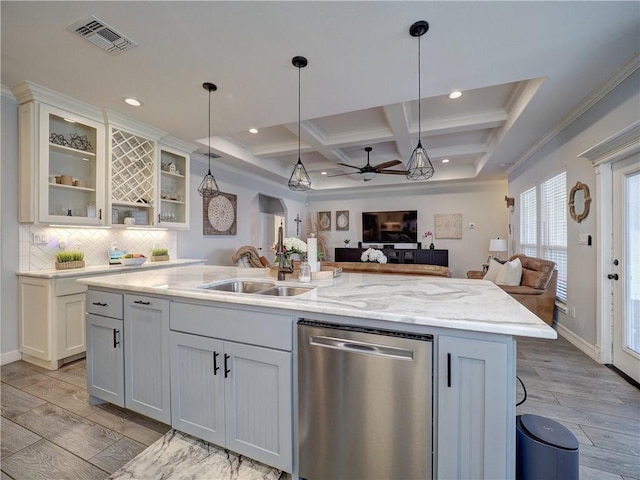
111,129,155,206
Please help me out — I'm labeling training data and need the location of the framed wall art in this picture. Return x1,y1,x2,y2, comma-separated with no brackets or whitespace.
434,213,462,239
203,192,237,235
336,210,349,231
318,211,331,231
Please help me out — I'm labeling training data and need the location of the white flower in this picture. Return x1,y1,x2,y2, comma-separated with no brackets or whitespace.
361,248,387,263
273,237,307,256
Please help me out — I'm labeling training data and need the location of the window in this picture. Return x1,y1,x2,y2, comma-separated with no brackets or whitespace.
518,171,568,303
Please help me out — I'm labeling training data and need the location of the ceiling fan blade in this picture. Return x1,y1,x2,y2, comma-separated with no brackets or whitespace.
327,172,360,177
372,160,402,171
336,163,363,170
377,170,409,175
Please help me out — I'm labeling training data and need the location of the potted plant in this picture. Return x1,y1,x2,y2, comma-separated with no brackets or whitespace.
423,231,435,249
55,250,85,270
151,248,170,262
343,239,351,247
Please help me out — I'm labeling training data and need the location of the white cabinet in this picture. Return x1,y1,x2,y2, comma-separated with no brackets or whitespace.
86,290,124,406
124,294,171,424
170,303,293,472
19,276,88,369
170,332,292,470
18,100,106,225
158,144,190,228
437,335,516,480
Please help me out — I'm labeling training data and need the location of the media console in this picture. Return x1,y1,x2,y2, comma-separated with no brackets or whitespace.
334,248,448,267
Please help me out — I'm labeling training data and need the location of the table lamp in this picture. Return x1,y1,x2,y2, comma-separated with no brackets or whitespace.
489,238,508,261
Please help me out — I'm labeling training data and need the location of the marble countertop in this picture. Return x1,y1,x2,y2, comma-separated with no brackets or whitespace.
77,265,557,339
17,258,205,279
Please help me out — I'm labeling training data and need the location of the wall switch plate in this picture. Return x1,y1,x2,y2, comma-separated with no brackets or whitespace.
578,233,592,246
32,233,49,244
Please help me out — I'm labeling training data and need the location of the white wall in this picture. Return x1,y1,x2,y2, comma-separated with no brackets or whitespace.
308,181,509,278
1,92,21,363
177,156,307,265
509,69,640,346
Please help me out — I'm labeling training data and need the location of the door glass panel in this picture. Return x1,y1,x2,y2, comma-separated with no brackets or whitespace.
626,172,640,355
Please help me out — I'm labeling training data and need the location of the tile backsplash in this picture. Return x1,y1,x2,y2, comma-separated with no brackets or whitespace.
19,225,177,271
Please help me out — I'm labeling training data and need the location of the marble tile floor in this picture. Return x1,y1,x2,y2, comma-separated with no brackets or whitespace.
1,334,638,480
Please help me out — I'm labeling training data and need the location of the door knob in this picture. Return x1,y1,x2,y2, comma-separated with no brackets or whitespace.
607,273,619,280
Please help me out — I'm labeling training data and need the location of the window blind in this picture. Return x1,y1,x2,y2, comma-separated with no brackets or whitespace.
541,172,568,302
519,187,537,258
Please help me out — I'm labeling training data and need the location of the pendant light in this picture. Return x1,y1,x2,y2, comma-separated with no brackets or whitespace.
288,56,312,191
406,20,435,181
198,82,221,197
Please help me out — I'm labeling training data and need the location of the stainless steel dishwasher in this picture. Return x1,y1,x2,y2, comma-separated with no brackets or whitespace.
298,320,433,480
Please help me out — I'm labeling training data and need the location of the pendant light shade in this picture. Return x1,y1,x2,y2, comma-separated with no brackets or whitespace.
288,56,312,191
198,82,220,197
406,20,435,181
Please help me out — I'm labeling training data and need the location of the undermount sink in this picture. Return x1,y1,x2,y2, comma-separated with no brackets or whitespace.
259,286,315,297
198,280,275,294
197,280,314,297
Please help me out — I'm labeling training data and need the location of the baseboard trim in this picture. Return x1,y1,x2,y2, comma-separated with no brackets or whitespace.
1,349,22,366
556,324,599,362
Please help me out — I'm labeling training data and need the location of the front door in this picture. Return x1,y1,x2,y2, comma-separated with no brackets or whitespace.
612,155,640,383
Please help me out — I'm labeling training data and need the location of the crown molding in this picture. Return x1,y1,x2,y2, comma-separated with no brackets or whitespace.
578,120,640,166
159,136,199,153
11,81,103,122
104,109,167,140
1,85,16,101
507,52,640,175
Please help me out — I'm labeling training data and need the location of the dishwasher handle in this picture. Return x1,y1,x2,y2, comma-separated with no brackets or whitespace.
310,335,414,360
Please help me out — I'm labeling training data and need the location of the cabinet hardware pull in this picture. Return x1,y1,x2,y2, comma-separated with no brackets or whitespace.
134,300,151,305
92,302,107,307
113,329,120,348
213,351,220,375
99,208,102,220
224,354,230,378
607,273,619,281
447,353,452,387
158,214,161,223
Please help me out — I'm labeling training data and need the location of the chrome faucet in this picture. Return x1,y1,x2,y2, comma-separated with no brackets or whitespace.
276,222,293,281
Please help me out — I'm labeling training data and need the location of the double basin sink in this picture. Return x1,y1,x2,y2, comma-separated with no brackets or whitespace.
198,280,313,297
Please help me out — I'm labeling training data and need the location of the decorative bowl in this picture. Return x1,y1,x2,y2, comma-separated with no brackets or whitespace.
120,256,147,266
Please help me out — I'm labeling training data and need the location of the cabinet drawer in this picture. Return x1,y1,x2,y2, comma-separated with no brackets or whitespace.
170,303,293,351
87,290,123,319
55,277,87,296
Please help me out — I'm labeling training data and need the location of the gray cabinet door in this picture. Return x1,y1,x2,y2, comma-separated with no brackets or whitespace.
124,295,171,424
224,341,292,472
86,313,124,406
169,331,225,446
437,335,515,480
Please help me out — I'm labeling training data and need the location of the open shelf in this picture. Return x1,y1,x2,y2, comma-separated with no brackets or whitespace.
50,143,95,160
49,182,95,192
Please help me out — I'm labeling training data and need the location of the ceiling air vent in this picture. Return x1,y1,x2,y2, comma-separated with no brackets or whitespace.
67,15,137,55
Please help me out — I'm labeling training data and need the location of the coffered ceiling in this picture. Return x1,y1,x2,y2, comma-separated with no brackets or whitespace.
2,2,639,192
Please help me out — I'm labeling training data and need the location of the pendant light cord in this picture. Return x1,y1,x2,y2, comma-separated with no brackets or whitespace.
417,33,421,141
298,63,301,160
208,87,212,174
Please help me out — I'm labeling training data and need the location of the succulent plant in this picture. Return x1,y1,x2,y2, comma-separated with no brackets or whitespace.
152,248,169,256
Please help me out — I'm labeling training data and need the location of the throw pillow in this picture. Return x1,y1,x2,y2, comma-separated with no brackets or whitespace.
496,257,523,286
483,258,503,282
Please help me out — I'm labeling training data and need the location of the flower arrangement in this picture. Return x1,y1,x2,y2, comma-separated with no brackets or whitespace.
423,230,435,249
273,237,307,264
361,248,387,264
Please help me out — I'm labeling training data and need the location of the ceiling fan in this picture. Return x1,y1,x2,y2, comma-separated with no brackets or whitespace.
329,147,407,181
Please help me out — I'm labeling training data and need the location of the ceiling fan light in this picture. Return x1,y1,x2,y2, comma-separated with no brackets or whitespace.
288,159,312,191
406,141,434,180
361,171,376,181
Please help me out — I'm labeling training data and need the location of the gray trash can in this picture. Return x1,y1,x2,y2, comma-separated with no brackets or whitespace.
516,414,579,480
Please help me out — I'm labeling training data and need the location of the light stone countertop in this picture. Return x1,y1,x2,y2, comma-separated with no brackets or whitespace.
77,265,557,339
17,258,205,279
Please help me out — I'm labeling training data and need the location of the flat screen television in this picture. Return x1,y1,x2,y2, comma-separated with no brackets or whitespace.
362,210,418,244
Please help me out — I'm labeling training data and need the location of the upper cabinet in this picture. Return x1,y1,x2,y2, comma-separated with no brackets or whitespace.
15,82,196,229
17,86,106,225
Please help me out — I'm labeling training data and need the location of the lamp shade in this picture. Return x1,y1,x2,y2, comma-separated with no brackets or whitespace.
489,238,507,253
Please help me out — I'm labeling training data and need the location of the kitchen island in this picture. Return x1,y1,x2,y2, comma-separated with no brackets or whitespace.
78,264,556,479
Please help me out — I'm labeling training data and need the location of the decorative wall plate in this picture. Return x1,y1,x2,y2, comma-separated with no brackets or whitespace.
203,192,237,235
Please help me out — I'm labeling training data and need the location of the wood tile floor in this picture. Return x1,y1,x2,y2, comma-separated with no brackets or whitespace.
1,359,170,479
1,334,638,479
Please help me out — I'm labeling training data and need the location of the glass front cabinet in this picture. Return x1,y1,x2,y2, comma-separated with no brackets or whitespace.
158,143,191,229
19,100,106,225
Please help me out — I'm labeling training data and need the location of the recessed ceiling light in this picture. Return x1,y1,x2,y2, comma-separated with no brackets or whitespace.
249,128,259,134
449,91,462,99
321,171,327,175
124,98,142,107
442,158,450,163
